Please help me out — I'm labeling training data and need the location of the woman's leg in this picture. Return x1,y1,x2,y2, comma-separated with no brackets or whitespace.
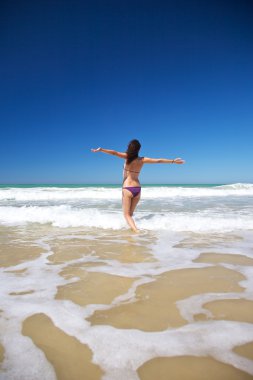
129,193,141,216
122,189,139,232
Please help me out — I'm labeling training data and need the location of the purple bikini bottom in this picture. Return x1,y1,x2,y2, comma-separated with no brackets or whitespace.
123,186,141,198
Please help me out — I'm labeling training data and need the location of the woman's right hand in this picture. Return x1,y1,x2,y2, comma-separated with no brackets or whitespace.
91,147,102,152
174,158,185,164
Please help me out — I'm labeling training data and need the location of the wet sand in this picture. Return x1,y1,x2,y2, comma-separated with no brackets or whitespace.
0,244,42,268
137,356,253,380
88,266,245,331
22,313,103,380
48,236,156,264
234,342,253,361
0,343,4,364
1,225,253,379
56,270,137,306
194,252,253,266
202,299,253,324
0,226,43,268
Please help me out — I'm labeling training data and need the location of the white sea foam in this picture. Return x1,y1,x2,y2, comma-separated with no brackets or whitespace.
1,183,253,202
0,187,121,201
216,183,253,190
0,205,252,232
84,321,253,378
0,205,125,229
1,183,253,232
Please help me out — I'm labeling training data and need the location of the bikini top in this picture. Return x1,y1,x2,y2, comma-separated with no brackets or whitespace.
123,157,143,174
123,164,140,174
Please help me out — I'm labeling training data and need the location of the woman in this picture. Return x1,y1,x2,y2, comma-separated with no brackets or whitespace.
91,139,185,232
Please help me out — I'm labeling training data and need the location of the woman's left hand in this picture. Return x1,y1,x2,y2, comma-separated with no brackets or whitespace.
91,147,102,152
174,158,185,164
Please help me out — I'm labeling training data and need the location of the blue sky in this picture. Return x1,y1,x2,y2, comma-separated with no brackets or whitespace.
1,0,253,184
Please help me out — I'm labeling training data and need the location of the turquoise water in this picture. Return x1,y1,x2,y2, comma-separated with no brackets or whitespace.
0,183,223,188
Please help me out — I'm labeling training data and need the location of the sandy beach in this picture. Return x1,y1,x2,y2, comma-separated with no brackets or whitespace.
0,184,253,379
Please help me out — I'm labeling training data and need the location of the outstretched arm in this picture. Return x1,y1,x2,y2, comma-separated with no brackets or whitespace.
91,147,127,159
143,157,185,164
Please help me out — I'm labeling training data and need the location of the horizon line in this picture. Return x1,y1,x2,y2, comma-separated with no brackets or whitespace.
0,182,236,186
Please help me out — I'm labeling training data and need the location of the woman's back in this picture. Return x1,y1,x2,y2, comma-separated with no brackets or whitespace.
123,157,144,186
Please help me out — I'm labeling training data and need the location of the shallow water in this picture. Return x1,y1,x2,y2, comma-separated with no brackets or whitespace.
0,184,253,379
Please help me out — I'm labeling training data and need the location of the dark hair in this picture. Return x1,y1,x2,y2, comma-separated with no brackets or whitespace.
126,139,141,164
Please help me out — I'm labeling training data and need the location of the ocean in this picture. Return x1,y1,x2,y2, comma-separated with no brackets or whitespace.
0,184,253,379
